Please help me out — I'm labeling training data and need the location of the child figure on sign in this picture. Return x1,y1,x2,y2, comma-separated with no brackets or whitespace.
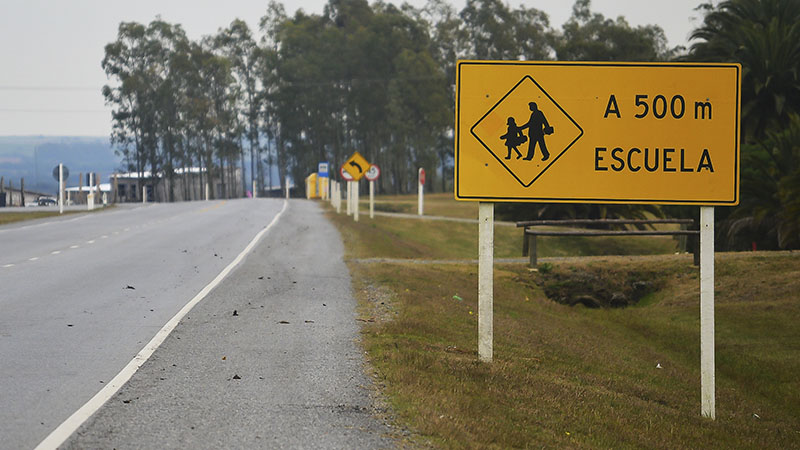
500,117,527,160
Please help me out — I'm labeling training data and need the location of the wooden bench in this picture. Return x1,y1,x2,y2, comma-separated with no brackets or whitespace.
516,219,700,267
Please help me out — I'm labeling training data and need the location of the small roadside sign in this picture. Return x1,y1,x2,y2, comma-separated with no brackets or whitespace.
318,162,329,177
340,164,354,181
343,151,370,181
365,164,380,181
52,165,69,181
455,60,741,205
419,168,426,185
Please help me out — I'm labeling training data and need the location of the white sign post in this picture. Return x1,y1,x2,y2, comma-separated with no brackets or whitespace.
365,164,380,220
353,181,359,222
700,206,715,419
87,173,95,211
253,180,257,198
336,182,342,213
369,181,374,219
478,202,494,362
346,181,352,216
418,168,425,216
58,164,64,214
205,182,210,201
341,165,354,216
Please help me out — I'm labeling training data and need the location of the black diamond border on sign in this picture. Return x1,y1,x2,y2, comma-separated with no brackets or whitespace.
470,75,584,188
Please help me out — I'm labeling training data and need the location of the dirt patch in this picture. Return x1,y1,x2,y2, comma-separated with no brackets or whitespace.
528,263,671,308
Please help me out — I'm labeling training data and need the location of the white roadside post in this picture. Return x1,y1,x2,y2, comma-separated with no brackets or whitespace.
353,181,359,222
253,180,257,198
58,164,64,214
205,182,210,201
285,176,290,199
418,168,425,216
346,181,352,216
336,182,342,214
369,180,374,219
87,173,94,211
142,185,147,204
700,206,715,419
478,202,494,362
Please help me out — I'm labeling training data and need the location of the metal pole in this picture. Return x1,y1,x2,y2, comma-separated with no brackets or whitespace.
88,173,94,210
58,164,64,214
478,202,494,362
700,206,715,419
369,180,374,219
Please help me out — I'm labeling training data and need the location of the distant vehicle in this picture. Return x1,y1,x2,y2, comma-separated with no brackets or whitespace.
37,197,57,206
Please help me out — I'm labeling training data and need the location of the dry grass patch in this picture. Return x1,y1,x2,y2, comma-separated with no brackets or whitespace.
0,209,94,226
349,253,800,448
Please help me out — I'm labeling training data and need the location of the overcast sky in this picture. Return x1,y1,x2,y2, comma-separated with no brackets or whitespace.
0,0,707,137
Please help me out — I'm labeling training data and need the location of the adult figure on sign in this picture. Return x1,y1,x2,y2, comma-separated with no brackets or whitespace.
520,102,553,161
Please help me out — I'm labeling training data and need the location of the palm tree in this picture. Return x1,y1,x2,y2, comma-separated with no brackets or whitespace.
689,0,800,143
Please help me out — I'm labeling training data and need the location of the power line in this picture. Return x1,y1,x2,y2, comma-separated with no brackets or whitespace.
0,86,100,91
0,108,107,113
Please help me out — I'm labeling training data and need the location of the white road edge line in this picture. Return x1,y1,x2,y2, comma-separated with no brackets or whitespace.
35,199,289,450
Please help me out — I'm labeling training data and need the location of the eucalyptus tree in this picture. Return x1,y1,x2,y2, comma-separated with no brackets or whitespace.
147,19,190,201
555,0,672,62
102,22,153,182
215,19,262,195
259,1,288,192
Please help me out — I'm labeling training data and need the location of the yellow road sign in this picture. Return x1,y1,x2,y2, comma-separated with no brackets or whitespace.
455,61,741,205
343,151,370,181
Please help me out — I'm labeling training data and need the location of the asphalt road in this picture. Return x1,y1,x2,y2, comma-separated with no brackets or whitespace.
0,199,392,449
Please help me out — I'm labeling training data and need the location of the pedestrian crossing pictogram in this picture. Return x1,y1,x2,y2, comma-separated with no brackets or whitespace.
470,75,583,188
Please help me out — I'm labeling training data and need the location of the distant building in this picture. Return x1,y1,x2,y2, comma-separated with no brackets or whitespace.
0,184,51,207
110,167,243,202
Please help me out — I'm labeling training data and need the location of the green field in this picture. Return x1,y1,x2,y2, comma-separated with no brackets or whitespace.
326,195,800,449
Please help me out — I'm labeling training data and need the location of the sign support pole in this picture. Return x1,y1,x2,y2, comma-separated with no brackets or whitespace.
369,180,374,219
346,181,352,215
478,202,494,362
58,164,64,214
336,182,342,214
253,180,257,198
353,181,359,222
418,169,424,216
700,206,715,419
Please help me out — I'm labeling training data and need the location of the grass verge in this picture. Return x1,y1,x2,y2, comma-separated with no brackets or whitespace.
351,255,799,448
324,195,800,448
0,208,104,226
